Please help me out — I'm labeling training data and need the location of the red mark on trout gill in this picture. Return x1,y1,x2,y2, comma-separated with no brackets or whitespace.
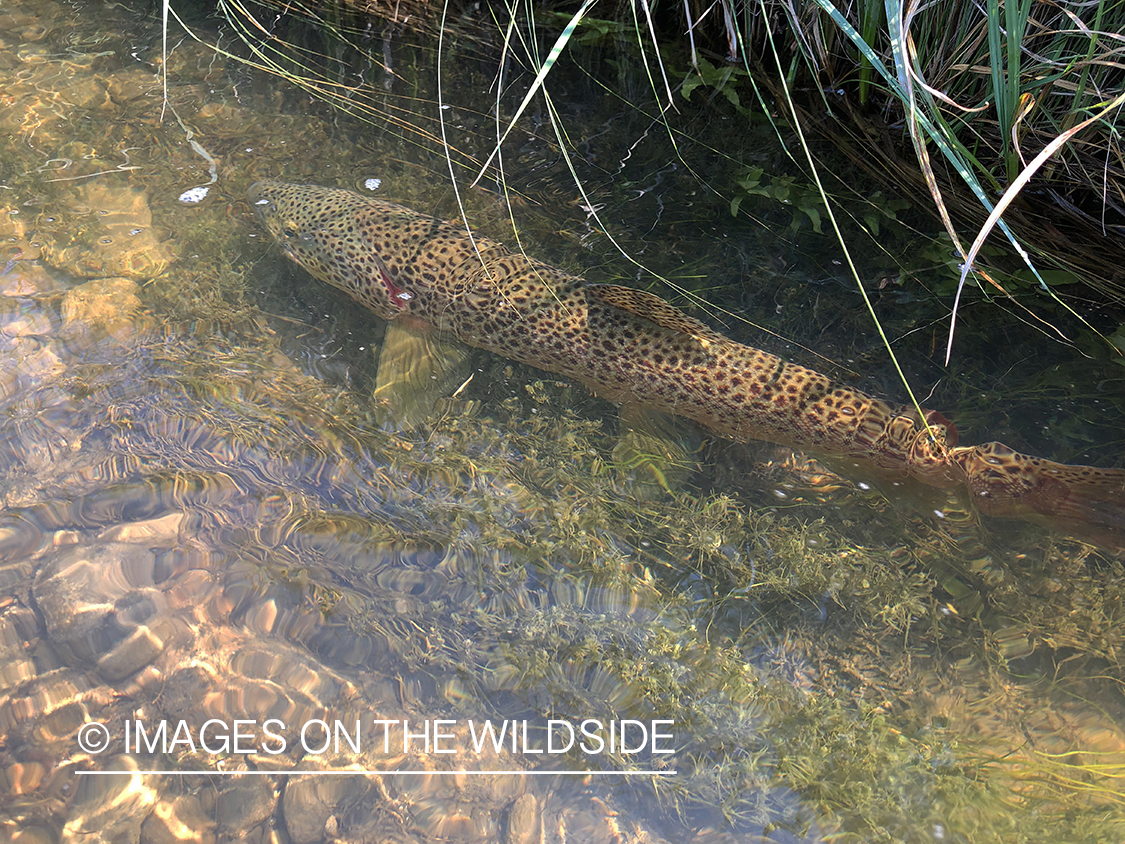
379,266,412,308
373,254,412,309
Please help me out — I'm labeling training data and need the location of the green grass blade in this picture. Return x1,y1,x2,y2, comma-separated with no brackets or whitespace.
986,0,1009,170
761,0,939,435
816,0,1100,357
469,0,596,187
948,91,1125,363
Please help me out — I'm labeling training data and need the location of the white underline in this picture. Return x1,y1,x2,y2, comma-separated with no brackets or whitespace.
77,769,675,776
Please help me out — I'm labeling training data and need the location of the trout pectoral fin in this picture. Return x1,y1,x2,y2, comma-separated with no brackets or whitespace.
954,443,1125,549
612,404,700,499
587,284,723,343
373,321,470,430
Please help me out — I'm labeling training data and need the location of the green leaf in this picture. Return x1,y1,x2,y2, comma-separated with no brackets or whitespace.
681,75,705,100
736,167,764,191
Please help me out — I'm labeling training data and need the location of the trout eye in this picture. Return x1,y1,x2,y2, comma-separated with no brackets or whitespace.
282,221,300,240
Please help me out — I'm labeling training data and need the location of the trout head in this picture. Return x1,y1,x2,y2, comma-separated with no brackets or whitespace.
249,180,415,321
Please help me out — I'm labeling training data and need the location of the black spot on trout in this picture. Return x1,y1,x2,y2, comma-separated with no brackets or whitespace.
250,180,1125,549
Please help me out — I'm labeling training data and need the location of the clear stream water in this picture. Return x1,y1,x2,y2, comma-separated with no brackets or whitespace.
1,1,1123,842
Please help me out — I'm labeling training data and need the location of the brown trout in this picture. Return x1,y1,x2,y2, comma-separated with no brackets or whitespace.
250,180,1125,549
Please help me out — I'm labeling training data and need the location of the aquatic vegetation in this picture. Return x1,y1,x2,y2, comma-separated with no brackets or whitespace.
730,166,826,233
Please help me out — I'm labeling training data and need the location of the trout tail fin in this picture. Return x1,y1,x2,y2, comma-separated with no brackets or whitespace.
952,442,1125,550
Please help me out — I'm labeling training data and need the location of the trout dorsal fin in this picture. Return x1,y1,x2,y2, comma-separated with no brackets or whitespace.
587,284,722,343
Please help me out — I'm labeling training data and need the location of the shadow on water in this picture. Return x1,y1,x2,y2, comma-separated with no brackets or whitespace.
0,1,1123,842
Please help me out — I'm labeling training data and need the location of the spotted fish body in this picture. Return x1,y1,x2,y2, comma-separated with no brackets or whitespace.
250,181,1125,549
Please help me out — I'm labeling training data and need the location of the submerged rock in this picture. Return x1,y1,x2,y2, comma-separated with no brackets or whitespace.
39,183,176,281
140,794,216,844
282,773,377,844
32,542,178,677
504,792,540,844
212,777,277,835
61,276,143,339
61,755,158,843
